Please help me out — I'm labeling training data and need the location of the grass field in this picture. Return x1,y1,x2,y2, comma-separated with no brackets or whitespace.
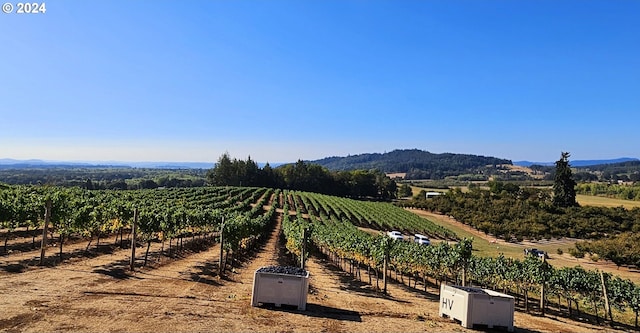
409,186,448,196
577,194,640,209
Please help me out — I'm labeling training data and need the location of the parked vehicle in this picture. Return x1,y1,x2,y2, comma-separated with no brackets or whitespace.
414,234,430,245
524,248,548,259
387,231,403,241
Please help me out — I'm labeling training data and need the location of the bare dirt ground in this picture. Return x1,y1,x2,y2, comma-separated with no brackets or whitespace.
0,211,626,333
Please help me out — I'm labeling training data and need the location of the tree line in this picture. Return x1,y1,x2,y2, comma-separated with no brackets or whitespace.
0,167,207,189
311,149,512,180
402,181,640,268
576,183,640,201
206,153,397,199
401,185,640,240
572,232,640,268
530,160,640,183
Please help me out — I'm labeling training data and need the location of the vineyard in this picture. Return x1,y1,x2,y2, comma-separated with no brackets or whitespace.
0,186,277,269
279,191,640,328
1,185,639,331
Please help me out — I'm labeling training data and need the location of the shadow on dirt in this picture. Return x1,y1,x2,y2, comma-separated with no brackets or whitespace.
254,303,362,322
309,247,415,303
0,242,120,273
93,267,131,279
1,263,27,273
304,303,363,322
92,258,142,280
189,261,223,286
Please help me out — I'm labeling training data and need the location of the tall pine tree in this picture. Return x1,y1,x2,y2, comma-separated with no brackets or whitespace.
552,152,578,207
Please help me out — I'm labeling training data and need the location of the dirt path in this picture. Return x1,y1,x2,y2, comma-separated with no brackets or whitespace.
408,209,582,249
0,210,624,333
408,209,640,284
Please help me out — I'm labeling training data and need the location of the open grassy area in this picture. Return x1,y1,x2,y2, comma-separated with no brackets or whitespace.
409,186,448,196
577,194,640,209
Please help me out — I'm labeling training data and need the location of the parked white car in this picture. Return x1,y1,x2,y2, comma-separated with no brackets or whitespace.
414,234,431,245
524,248,548,259
387,231,404,241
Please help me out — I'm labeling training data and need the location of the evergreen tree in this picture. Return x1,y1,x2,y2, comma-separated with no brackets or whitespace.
553,152,578,207
207,152,234,186
398,184,413,198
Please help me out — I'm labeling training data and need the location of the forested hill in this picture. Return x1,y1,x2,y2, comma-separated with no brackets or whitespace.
310,149,511,179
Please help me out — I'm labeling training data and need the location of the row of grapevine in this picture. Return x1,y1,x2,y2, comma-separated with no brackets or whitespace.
0,186,276,267
281,191,311,266
272,191,640,327
292,191,456,240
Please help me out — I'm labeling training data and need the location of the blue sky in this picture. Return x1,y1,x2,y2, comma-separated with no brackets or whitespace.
1,1,638,164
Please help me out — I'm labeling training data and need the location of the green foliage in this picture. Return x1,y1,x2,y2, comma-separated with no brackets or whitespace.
207,153,267,187
576,160,640,182
4,184,640,326
281,191,312,265
310,149,512,180
293,191,455,239
576,183,640,201
553,152,578,208
401,186,640,240
568,246,586,258
572,232,640,267
397,184,413,198
0,186,275,257
488,180,520,195
304,199,639,325
207,155,397,200
0,167,207,189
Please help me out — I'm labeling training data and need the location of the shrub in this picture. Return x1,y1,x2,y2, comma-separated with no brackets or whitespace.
568,247,586,258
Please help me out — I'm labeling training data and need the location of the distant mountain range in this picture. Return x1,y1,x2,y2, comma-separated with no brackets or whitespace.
2,153,638,172
514,157,640,168
0,158,214,169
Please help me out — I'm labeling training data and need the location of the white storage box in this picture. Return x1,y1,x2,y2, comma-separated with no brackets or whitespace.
439,284,514,332
251,266,310,311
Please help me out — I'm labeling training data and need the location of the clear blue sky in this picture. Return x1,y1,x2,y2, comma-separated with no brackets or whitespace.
1,1,638,164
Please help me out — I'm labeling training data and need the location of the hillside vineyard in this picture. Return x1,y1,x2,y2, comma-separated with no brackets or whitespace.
1,186,639,328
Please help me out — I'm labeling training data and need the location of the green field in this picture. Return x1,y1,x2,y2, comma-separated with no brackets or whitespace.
577,194,640,209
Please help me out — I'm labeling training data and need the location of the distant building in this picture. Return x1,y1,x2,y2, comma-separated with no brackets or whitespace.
426,191,442,199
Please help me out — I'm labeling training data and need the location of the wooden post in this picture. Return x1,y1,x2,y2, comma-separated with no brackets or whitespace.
301,228,307,270
58,234,63,261
462,267,466,287
383,252,388,294
600,270,613,323
540,255,546,315
39,199,51,266
218,217,225,276
130,208,137,271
